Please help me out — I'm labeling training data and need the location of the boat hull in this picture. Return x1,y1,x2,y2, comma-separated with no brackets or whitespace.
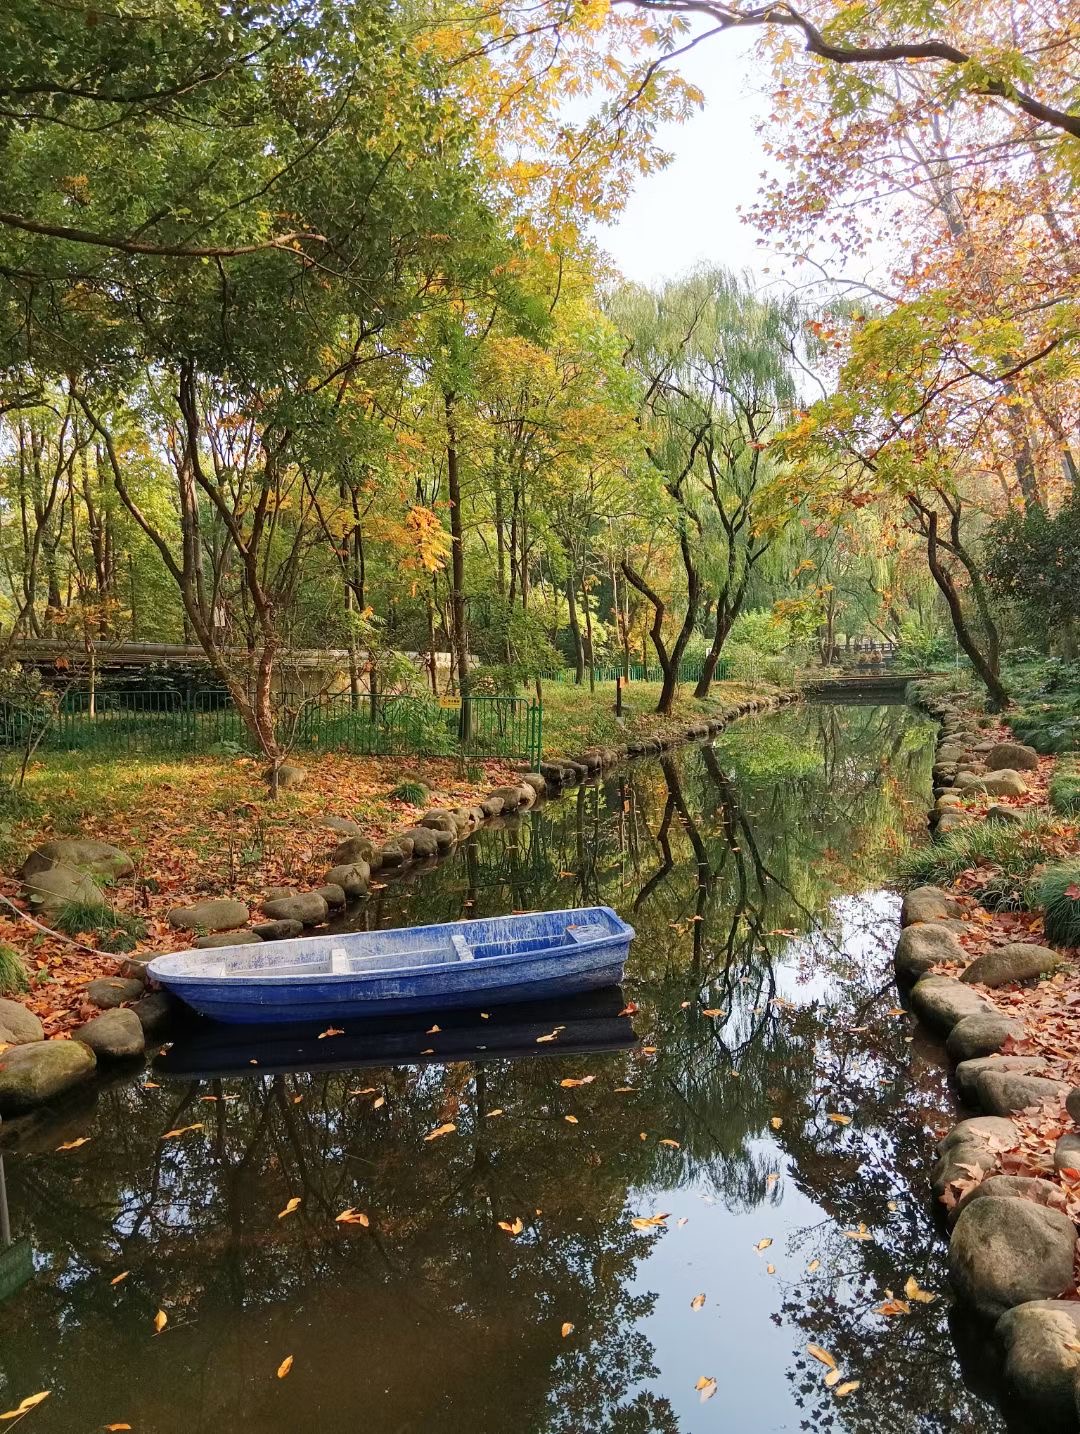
148,906,633,1025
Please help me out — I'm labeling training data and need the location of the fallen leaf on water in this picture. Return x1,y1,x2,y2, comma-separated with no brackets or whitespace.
639,1132,647,1141
807,1344,836,1370
835,1381,860,1397
765,1173,779,1186
769,1117,782,1130
486,1108,504,1118
614,1087,635,1093
291,1095,303,1105
335,1209,370,1226
161,1124,203,1140
806,1259,820,1273
766,1264,775,1275
56,1137,90,1152
141,1082,160,1090
199,1095,219,1103
0,1392,50,1420
659,1138,680,1148
277,1356,293,1380
318,1028,345,1040
372,1096,386,1110
903,1275,936,1302
480,1012,489,1019
561,1322,574,1338
826,1113,851,1126
755,1238,773,1251
701,1008,725,1018
641,1045,658,1054
277,1197,301,1219
109,1271,129,1286
498,1217,524,1236
695,1377,717,1403
348,1087,377,1097
874,1297,911,1317
617,1003,638,1017
886,1007,906,1017
420,1048,434,1055
560,1076,595,1088
104,1425,132,1431
564,1114,579,1124
630,1213,669,1229
153,1310,167,1335
426,1024,441,1034
536,1032,558,1044
690,1293,706,1310
676,1217,688,1227
887,1200,898,1212
843,1223,872,1241
424,1122,456,1142
824,1369,841,1389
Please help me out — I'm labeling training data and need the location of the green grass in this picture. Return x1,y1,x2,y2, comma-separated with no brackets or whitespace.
1034,861,1080,947
897,814,1062,912
1050,758,1080,816
389,779,429,804
0,944,28,995
53,900,148,953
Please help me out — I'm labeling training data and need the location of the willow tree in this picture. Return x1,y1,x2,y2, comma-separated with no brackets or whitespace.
612,269,801,712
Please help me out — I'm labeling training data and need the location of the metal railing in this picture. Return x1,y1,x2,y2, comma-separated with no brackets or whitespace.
2,689,543,768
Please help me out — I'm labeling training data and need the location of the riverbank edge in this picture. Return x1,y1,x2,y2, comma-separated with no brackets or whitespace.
0,688,801,1135
898,682,1080,1427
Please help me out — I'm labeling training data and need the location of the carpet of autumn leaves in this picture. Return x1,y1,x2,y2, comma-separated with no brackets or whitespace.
2,750,520,1036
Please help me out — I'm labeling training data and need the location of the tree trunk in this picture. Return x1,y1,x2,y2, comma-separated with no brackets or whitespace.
565,567,585,683
444,391,470,735
923,508,1010,709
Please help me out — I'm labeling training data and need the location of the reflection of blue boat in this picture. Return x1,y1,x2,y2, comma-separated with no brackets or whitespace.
153,989,638,1077
148,906,635,1025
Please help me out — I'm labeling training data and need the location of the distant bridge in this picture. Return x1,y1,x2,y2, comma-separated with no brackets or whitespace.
799,671,941,696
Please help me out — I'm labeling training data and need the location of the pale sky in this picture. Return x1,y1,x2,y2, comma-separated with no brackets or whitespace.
599,30,784,288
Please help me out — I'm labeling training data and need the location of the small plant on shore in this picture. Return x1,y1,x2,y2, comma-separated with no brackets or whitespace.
53,901,147,953
897,815,1063,911
390,779,428,805
1050,759,1080,817
1034,862,1080,947
0,944,28,995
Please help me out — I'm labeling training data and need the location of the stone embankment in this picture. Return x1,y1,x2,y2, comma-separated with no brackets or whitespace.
898,689,1080,1425
0,690,797,1127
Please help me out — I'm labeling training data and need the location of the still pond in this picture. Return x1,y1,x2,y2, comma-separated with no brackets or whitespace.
0,703,1030,1431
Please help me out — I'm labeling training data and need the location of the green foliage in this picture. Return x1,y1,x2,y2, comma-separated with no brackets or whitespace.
53,901,147,953
1003,652,1080,754
1034,862,1080,947
1050,757,1080,816
0,944,28,995
897,814,1059,910
390,780,429,805
728,609,792,655
985,493,1080,645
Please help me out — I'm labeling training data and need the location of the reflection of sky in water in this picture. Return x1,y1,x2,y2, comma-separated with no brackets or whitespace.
0,704,1017,1433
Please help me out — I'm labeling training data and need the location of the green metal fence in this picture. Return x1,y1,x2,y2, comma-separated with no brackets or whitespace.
545,656,729,686
4,689,543,768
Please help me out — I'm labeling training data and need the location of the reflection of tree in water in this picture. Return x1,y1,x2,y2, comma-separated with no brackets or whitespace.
0,704,1004,1433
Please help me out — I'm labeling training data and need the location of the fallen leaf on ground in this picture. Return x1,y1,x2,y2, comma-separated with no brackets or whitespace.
277,1356,293,1379
424,1122,456,1141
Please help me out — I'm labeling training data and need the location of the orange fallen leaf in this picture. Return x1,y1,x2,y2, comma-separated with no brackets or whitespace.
874,1297,911,1317
277,1355,293,1379
104,1425,132,1431
317,1027,344,1039
559,1076,595,1088
903,1275,936,1303
536,1032,558,1044
0,1392,50,1420
426,1024,441,1034
769,1117,782,1130
497,1217,524,1235
766,1263,775,1275
424,1122,456,1142
335,1208,370,1226
617,1003,638,1016
161,1124,203,1139
806,1259,820,1273
630,1212,669,1229
563,1114,579,1124
835,1381,860,1397
807,1344,836,1370
153,1310,167,1335
486,1108,504,1118
561,1322,574,1337
56,1137,90,1152
277,1197,301,1219
690,1293,705,1310
372,1095,386,1110
826,1113,851,1126
109,1271,129,1286
695,1377,717,1402
824,1369,841,1389
754,1238,773,1251
843,1223,872,1241
701,1008,725,1018
659,1138,680,1148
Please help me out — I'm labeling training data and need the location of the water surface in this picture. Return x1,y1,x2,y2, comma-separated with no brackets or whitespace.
0,704,1024,1432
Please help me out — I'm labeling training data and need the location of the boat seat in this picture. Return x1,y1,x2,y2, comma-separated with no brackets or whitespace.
567,923,608,945
331,948,350,976
451,932,474,962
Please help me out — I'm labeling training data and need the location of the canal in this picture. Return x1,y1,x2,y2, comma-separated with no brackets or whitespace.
0,702,1024,1431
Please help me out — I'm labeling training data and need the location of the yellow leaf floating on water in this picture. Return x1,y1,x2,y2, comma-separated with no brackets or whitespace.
695,1377,717,1403
161,1124,204,1140
141,1082,159,1089
875,1297,911,1317
826,1113,851,1126
109,1271,129,1286
372,1096,386,1110
903,1275,936,1303
498,1217,524,1236
807,1344,836,1370
486,1108,504,1118
630,1213,669,1230
277,1197,301,1219
835,1381,860,1397
843,1223,872,1241
277,1355,293,1379
0,1392,50,1421
755,1238,773,1251
807,1259,820,1273
153,1310,168,1335
563,1114,579,1124
426,1025,441,1034
676,1217,688,1227
659,1139,680,1148
824,1369,840,1388
769,1117,782,1130
317,1028,344,1040
690,1293,705,1310
335,1208,369,1226
348,1087,377,1097
424,1122,456,1142
766,1264,775,1275
536,1031,558,1044
104,1425,132,1431
559,1076,595,1088
56,1137,90,1152
561,1322,574,1338
701,1008,725,1018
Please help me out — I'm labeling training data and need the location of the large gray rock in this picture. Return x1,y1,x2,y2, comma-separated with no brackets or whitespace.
73,1008,145,1061
167,899,249,933
264,763,307,790
998,1301,1080,1423
262,892,328,927
378,842,407,868
330,835,377,867
21,839,133,884
986,804,1024,826
946,1013,1023,1062
901,886,964,927
315,883,346,909
129,990,177,1036
953,1174,1067,1223
520,773,546,797
1055,1132,1080,1175
895,924,965,981
0,999,43,1046
910,975,995,1033
986,741,1040,772
479,796,504,817
940,1116,1019,1157
933,1117,1016,1201
974,1068,1069,1116
23,864,105,915
0,1040,96,1115
488,784,533,811
319,815,362,837
956,1054,1051,1102
194,930,263,948
324,863,369,899
1065,1087,1080,1125
251,918,304,941
949,1197,1077,1318
397,827,440,859
420,810,459,835
961,943,1063,988
956,769,1028,797
85,976,144,1010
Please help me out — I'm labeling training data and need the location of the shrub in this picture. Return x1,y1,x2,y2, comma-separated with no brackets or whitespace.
390,779,428,805
1034,862,1080,947
53,901,147,953
897,815,1060,911
0,945,28,995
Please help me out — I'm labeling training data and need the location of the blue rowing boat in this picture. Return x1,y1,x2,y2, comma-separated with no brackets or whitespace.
147,905,635,1025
